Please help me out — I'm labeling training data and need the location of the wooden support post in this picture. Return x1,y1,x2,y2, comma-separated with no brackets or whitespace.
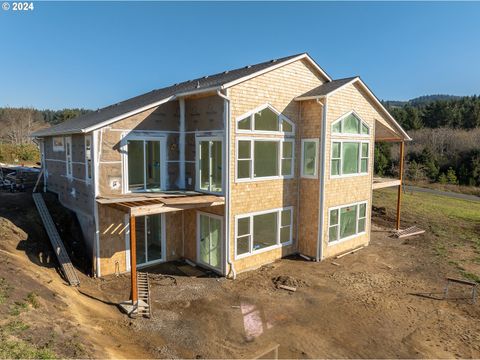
396,141,405,230
129,213,138,304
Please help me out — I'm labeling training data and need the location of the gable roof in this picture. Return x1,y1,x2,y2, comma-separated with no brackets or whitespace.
32,53,331,137
295,76,412,141
295,76,359,100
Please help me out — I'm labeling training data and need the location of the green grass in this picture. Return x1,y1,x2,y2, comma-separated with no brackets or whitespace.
0,278,11,305
374,189,480,283
0,339,56,359
26,292,40,309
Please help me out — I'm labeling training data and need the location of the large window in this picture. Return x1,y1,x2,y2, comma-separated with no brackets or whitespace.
237,104,294,134
332,111,370,135
236,207,293,258
127,138,164,191
197,138,223,193
301,139,319,178
236,139,294,180
328,202,367,243
331,141,369,177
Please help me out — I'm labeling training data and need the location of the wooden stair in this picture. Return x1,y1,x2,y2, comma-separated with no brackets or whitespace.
32,193,80,286
136,272,151,318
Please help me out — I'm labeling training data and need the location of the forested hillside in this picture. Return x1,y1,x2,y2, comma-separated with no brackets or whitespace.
0,107,91,163
378,96,480,187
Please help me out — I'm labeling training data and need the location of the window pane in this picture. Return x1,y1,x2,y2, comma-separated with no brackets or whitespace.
282,141,293,158
340,206,357,239
342,142,359,174
238,160,251,179
211,141,222,192
331,159,340,176
238,116,251,130
282,120,293,133
237,235,250,255
361,159,368,173
362,143,369,157
281,209,291,226
237,217,250,236
254,108,279,131
329,225,339,242
282,159,292,176
332,142,340,158
343,114,360,134
199,215,210,264
329,209,339,225
254,141,278,177
359,203,366,218
146,214,163,262
135,217,147,264
238,140,251,159
209,217,222,268
280,226,291,244
128,140,145,190
358,218,366,233
303,141,316,176
253,212,277,250
361,123,369,134
146,141,161,190
332,121,341,133
199,141,210,190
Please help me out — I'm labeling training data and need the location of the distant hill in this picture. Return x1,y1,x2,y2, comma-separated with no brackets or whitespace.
384,95,463,108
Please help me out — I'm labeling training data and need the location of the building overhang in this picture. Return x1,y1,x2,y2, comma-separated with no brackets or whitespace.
97,192,225,217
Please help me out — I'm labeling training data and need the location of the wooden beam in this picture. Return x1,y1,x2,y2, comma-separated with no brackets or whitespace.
396,141,405,230
129,214,138,304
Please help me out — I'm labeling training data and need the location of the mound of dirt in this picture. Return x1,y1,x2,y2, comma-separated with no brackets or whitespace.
272,275,308,288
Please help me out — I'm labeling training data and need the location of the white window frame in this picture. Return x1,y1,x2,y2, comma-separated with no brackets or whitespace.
234,206,293,260
84,135,93,183
121,134,168,194
235,138,294,182
195,136,224,195
301,139,319,179
52,137,64,152
196,211,224,273
331,110,370,137
65,136,73,179
328,200,368,246
330,139,370,179
236,103,295,135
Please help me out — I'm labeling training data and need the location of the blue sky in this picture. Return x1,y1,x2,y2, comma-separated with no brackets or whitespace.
1,1,479,110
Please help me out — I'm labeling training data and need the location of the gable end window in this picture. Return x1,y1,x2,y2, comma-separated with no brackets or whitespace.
332,111,370,135
331,141,369,177
237,104,294,134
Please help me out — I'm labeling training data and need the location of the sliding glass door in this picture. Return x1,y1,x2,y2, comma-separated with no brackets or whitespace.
198,213,222,270
127,138,165,192
197,137,223,193
135,214,165,267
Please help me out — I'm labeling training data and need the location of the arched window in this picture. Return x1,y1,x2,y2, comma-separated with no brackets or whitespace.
332,111,369,135
237,104,294,134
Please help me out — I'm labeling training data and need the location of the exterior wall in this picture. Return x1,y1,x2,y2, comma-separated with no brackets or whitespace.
228,59,327,273
43,134,96,253
321,81,391,258
98,204,224,276
97,94,224,196
297,100,323,258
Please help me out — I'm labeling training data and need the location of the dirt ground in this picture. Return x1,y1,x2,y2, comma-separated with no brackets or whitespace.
0,190,479,358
